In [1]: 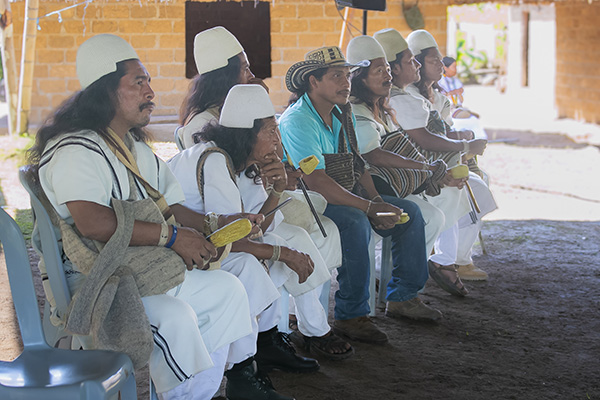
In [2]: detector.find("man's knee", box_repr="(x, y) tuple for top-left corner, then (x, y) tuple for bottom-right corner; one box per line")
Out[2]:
(382, 196), (424, 223)
(143, 295), (199, 329)
(324, 205), (371, 235)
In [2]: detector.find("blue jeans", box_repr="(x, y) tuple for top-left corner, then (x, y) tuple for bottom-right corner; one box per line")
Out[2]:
(323, 195), (429, 320)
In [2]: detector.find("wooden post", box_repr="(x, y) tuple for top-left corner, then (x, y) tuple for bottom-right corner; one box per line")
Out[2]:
(0, 0), (19, 136)
(17, 0), (39, 134)
(521, 10), (530, 87)
(338, 7), (355, 51)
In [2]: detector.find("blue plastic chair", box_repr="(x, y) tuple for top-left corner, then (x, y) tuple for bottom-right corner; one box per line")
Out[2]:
(19, 167), (73, 349)
(0, 206), (137, 399)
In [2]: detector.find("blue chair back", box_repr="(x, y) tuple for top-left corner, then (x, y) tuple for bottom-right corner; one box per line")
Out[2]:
(19, 166), (72, 320)
(0, 207), (49, 350)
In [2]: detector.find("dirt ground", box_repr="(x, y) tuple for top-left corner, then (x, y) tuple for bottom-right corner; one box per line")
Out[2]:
(0, 86), (599, 399)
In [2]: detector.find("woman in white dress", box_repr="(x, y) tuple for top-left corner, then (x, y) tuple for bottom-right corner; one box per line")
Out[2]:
(405, 29), (498, 282)
(169, 85), (354, 361)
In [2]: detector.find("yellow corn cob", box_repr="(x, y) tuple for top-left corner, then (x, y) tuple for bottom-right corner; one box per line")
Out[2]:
(208, 218), (252, 248)
(450, 164), (469, 179)
(299, 155), (319, 175)
(398, 212), (410, 224)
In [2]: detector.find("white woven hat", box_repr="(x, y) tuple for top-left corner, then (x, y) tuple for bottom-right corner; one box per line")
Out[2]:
(373, 29), (409, 63)
(194, 26), (244, 75)
(219, 85), (275, 129)
(407, 29), (438, 56)
(346, 36), (386, 68)
(76, 34), (138, 89)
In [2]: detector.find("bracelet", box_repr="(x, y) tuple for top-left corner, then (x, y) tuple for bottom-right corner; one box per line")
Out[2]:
(365, 200), (373, 215)
(165, 225), (178, 248)
(461, 139), (470, 153)
(270, 188), (284, 198)
(270, 245), (281, 262)
(158, 222), (169, 247)
(371, 195), (383, 202)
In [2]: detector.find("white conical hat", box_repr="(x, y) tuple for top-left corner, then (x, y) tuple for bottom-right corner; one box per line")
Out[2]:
(219, 85), (275, 129)
(194, 26), (244, 75)
(76, 34), (138, 89)
(373, 28), (409, 63)
(346, 36), (386, 67)
(407, 29), (438, 56)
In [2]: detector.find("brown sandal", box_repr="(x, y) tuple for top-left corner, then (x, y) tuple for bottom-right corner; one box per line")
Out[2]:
(290, 331), (354, 361)
(288, 314), (298, 331)
(428, 260), (469, 297)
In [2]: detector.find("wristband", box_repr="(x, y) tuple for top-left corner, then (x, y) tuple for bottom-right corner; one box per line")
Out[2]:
(158, 222), (169, 247)
(165, 225), (178, 248)
(270, 245), (281, 262)
(365, 200), (373, 215)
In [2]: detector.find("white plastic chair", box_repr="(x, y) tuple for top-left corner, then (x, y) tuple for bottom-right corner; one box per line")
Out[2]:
(277, 232), (392, 330)
(174, 126), (185, 151)
(0, 206), (137, 399)
(369, 234), (393, 312)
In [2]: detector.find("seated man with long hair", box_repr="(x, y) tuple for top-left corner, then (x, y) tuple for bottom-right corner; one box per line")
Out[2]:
(28, 34), (259, 400)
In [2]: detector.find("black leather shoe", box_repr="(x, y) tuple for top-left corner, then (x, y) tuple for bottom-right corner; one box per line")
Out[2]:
(225, 359), (295, 400)
(255, 327), (320, 373)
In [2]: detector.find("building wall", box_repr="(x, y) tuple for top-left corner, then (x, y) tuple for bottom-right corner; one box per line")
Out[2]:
(9, 0), (448, 127)
(506, 4), (555, 104)
(555, 1), (600, 123)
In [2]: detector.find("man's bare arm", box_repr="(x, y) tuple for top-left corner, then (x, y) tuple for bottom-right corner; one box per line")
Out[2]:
(67, 200), (216, 269)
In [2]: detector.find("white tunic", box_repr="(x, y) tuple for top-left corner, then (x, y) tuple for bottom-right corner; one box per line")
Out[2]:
(179, 107), (219, 149)
(167, 141), (282, 314)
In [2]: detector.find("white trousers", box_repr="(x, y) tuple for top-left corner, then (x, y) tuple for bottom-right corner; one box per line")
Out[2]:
(220, 252), (281, 366)
(160, 345), (228, 400)
(263, 228), (331, 337)
(145, 269), (252, 394)
(405, 193), (445, 256)
(431, 172), (497, 266)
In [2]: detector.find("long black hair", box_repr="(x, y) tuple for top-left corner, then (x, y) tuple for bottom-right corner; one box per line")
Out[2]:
(287, 68), (328, 106)
(28, 60), (148, 164)
(414, 47), (442, 104)
(195, 117), (269, 175)
(350, 65), (398, 127)
(179, 54), (241, 125)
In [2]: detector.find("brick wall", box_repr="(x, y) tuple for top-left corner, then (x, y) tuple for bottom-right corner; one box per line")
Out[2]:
(9, 0), (448, 127)
(555, 2), (600, 124)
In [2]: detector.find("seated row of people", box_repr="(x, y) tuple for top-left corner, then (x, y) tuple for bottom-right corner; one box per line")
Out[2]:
(27, 25), (496, 400)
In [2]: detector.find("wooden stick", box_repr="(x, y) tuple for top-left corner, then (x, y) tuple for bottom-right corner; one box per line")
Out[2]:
(465, 182), (481, 214)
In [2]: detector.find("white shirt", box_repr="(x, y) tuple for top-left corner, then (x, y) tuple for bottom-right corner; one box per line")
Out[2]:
(39, 130), (184, 222)
(405, 84), (453, 126)
(167, 141), (284, 228)
(179, 108), (219, 150)
(351, 101), (398, 155)
(388, 85), (430, 130)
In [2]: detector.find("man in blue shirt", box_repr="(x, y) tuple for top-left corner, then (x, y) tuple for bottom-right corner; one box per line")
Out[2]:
(279, 46), (443, 344)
